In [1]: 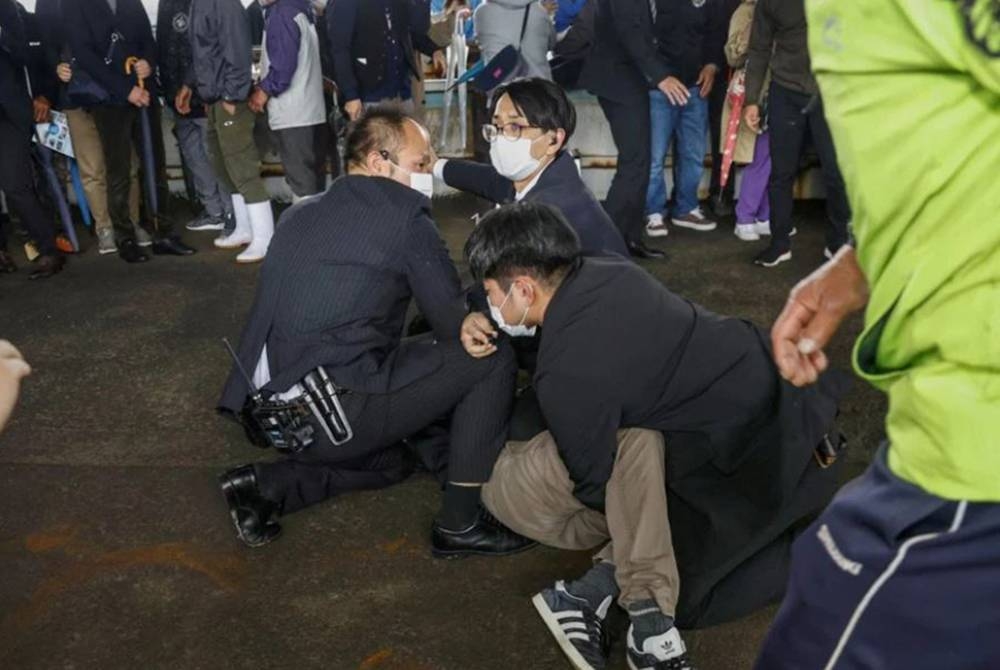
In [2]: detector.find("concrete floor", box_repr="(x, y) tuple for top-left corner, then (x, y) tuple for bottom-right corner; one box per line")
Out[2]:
(0, 196), (887, 670)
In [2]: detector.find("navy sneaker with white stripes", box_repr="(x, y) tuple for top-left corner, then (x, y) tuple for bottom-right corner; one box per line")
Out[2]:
(626, 625), (696, 670)
(532, 581), (612, 670)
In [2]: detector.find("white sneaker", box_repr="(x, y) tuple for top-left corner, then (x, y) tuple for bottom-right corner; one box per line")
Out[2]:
(626, 626), (694, 670)
(734, 224), (760, 242)
(236, 201), (275, 264)
(754, 219), (771, 236)
(671, 208), (717, 232)
(215, 194), (252, 249)
(645, 213), (669, 238)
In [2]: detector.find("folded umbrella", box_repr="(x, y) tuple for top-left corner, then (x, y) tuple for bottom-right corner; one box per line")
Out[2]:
(125, 57), (160, 234)
(719, 68), (747, 193)
(68, 158), (93, 229)
(34, 143), (80, 252)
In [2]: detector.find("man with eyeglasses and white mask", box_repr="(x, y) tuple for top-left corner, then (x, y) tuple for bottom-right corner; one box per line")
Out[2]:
(433, 77), (628, 259)
(216, 106), (535, 559)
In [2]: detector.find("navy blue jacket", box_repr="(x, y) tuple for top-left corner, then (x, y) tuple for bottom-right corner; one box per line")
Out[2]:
(218, 176), (467, 413)
(441, 151), (629, 258)
(63, 0), (156, 104)
(0, 0), (31, 128)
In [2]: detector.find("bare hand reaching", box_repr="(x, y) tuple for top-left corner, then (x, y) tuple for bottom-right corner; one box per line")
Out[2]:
(657, 76), (690, 106)
(461, 312), (498, 359)
(0, 340), (31, 433)
(771, 247), (869, 387)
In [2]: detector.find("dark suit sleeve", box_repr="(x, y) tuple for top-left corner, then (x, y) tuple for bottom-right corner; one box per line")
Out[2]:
(744, 0), (773, 105)
(408, 0), (438, 57)
(441, 160), (516, 204)
(0, 0), (28, 67)
(136, 4), (156, 70)
(610, 0), (670, 88)
(536, 365), (621, 512)
(328, 0), (361, 102)
(405, 208), (467, 342)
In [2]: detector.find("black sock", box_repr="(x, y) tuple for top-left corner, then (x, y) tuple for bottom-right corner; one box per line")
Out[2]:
(437, 484), (482, 531)
(565, 561), (619, 611)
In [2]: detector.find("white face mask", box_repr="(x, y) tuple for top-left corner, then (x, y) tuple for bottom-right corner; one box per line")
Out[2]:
(490, 135), (543, 182)
(489, 284), (537, 338)
(387, 160), (434, 200)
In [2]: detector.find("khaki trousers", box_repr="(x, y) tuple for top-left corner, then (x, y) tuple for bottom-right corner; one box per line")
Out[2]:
(482, 429), (680, 616)
(206, 102), (269, 204)
(64, 107), (140, 233)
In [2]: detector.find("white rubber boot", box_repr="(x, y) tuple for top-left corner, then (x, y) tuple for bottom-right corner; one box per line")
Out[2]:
(236, 201), (275, 264)
(215, 194), (252, 249)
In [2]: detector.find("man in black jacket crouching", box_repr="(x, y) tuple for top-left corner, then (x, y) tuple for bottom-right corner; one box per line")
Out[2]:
(217, 108), (534, 558)
(463, 202), (849, 670)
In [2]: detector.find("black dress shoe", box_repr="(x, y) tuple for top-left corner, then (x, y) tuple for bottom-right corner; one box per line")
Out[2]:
(28, 254), (65, 280)
(118, 238), (150, 263)
(431, 507), (537, 559)
(152, 236), (197, 256)
(219, 465), (282, 548)
(626, 241), (666, 260)
(0, 250), (17, 274)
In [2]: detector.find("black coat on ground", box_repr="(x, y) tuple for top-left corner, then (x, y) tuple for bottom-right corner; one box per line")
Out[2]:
(441, 151), (629, 258)
(218, 176), (467, 413)
(534, 256), (851, 627)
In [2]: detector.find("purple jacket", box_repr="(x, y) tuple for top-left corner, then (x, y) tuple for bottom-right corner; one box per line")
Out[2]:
(259, 0), (313, 98)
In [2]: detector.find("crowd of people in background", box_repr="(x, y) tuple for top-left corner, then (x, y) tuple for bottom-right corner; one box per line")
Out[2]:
(0, 0), (847, 281)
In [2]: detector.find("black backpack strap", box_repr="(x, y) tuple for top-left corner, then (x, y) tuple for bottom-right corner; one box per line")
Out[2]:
(518, 5), (531, 50)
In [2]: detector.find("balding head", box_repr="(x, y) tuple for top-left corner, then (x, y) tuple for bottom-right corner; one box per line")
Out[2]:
(345, 106), (433, 188)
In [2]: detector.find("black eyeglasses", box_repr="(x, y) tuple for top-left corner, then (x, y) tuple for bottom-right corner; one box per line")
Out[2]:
(482, 122), (540, 143)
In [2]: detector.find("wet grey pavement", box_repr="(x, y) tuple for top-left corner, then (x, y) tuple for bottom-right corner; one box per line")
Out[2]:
(0, 195), (886, 669)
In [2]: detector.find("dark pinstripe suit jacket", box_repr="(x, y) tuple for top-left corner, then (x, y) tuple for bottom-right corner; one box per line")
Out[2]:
(218, 176), (467, 414)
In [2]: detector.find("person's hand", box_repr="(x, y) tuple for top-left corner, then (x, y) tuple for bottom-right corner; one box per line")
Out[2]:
(128, 86), (151, 107)
(744, 104), (761, 133)
(134, 58), (152, 80)
(174, 85), (193, 116)
(461, 312), (498, 359)
(542, 0), (558, 15)
(432, 50), (447, 77)
(248, 86), (269, 114)
(32, 96), (52, 123)
(222, 101), (237, 116)
(771, 246), (869, 387)
(0, 340), (31, 433)
(697, 64), (717, 98)
(56, 62), (72, 83)
(345, 98), (363, 121)
(657, 76), (690, 106)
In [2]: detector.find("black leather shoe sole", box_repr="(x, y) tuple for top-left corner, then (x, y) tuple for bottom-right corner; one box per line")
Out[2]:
(152, 239), (197, 256)
(431, 541), (538, 560)
(219, 474), (281, 548)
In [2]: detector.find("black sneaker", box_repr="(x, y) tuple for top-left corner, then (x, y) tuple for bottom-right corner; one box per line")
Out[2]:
(626, 626), (696, 670)
(431, 507), (537, 558)
(753, 244), (792, 268)
(533, 581), (612, 670)
(118, 238), (150, 263)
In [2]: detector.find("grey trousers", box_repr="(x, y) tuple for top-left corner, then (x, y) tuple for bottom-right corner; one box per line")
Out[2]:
(174, 116), (232, 218)
(272, 125), (326, 199)
(483, 429), (680, 615)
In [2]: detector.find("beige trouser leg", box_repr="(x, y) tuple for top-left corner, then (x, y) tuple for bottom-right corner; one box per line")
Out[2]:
(483, 429), (679, 615)
(65, 108), (111, 232)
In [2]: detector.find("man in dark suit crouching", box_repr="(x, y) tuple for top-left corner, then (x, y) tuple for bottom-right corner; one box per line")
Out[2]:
(217, 107), (534, 558)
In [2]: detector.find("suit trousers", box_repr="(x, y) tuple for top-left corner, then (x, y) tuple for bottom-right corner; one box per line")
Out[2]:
(272, 125), (326, 199)
(0, 110), (58, 256)
(483, 429), (680, 616)
(91, 104), (175, 242)
(597, 94), (652, 244)
(255, 339), (517, 515)
(65, 107), (140, 234)
(767, 83), (851, 251)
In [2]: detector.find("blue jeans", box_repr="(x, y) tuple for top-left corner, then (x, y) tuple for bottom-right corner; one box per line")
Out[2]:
(645, 87), (708, 217)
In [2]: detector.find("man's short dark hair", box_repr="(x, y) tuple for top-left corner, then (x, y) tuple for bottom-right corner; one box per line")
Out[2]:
(491, 78), (577, 145)
(464, 202), (581, 288)
(344, 105), (412, 170)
